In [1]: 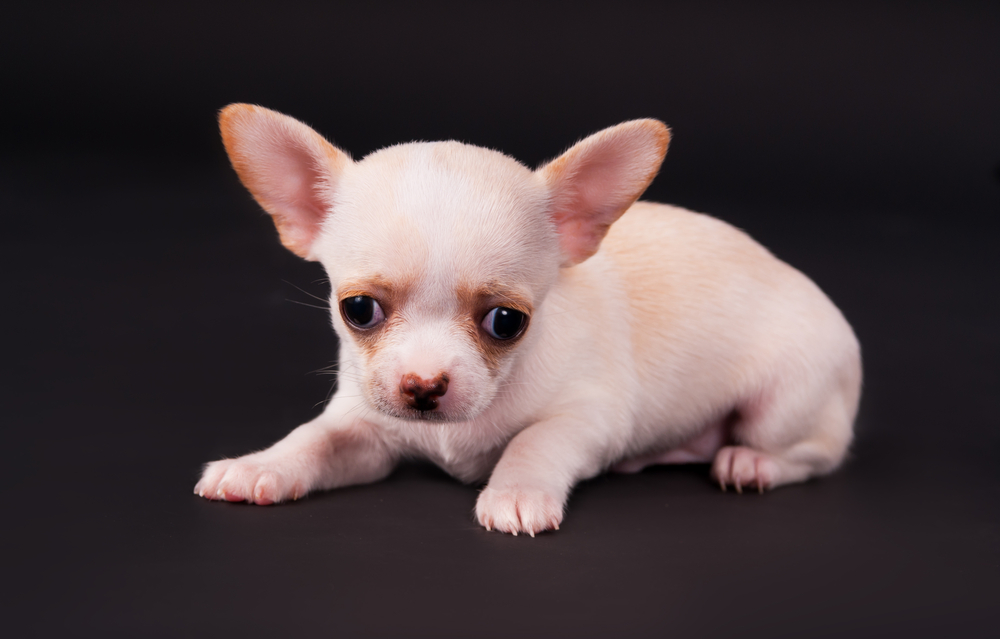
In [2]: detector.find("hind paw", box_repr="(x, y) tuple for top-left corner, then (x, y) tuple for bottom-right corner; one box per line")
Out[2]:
(711, 446), (780, 494)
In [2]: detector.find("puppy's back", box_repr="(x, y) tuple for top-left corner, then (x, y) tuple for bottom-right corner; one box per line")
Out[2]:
(600, 201), (860, 436)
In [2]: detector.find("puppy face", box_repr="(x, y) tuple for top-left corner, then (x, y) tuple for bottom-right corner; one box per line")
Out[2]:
(312, 142), (560, 422)
(218, 104), (669, 424)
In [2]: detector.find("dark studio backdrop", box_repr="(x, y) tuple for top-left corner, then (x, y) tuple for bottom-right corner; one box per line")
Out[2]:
(2, 1), (998, 637)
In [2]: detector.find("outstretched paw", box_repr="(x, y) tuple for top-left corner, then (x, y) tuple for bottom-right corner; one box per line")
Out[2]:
(475, 486), (564, 537)
(712, 446), (780, 494)
(194, 455), (306, 505)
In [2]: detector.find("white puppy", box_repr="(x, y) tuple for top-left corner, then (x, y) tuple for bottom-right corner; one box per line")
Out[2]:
(195, 104), (862, 536)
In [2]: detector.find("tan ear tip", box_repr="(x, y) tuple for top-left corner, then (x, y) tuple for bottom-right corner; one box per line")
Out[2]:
(218, 103), (269, 129)
(656, 123), (671, 153)
(219, 103), (244, 130)
(645, 118), (671, 137)
(619, 118), (670, 142)
(626, 119), (671, 156)
(219, 102), (247, 116)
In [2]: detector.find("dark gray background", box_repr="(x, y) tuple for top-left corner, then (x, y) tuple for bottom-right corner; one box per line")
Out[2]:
(2, 1), (998, 637)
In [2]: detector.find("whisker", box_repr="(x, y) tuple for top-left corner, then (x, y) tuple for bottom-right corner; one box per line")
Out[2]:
(282, 279), (329, 304)
(286, 298), (330, 311)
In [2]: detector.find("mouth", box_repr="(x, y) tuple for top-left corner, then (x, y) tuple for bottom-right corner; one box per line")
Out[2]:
(398, 406), (452, 422)
(369, 395), (457, 423)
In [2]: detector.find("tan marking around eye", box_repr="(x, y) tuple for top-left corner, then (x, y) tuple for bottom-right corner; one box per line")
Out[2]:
(456, 281), (533, 317)
(335, 273), (418, 360)
(456, 281), (533, 374)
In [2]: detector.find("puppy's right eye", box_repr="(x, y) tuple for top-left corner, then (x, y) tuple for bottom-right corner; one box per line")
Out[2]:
(341, 296), (384, 329)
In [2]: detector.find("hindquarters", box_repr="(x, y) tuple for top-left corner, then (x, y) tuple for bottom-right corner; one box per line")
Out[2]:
(601, 201), (862, 490)
(713, 316), (862, 492)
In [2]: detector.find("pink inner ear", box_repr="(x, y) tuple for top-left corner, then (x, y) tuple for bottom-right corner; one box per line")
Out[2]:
(220, 104), (349, 259)
(542, 120), (669, 266)
(264, 145), (332, 251)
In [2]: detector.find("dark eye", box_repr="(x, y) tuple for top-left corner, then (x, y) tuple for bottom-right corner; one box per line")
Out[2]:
(341, 296), (384, 329)
(482, 307), (527, 340)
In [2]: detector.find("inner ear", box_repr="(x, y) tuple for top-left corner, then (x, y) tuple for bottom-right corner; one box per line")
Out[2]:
(219, 104), (352, 260)
(537, 119), (670, 266)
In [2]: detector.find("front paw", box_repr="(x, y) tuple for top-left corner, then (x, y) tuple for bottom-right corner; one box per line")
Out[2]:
(475, 485), (564, 537)
(194, 455), (306, 505)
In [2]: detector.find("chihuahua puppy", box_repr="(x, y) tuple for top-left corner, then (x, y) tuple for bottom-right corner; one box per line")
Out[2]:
(195, 104), (861, 536)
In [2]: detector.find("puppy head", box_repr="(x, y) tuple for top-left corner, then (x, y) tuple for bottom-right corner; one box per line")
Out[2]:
(220, 104), (669, 422)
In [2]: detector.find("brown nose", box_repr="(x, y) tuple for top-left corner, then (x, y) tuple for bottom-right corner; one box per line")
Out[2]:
(399, 373), (449, 411)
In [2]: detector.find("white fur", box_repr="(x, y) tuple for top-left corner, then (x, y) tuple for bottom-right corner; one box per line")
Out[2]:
(196, 105), (862, 536)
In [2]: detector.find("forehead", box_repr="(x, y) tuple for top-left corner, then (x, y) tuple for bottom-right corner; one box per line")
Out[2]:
(317, 141), (558, 294)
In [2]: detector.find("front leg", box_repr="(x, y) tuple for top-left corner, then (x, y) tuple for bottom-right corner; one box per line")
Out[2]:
(476, 408), (622, 536)
(195, 400), (395, 505)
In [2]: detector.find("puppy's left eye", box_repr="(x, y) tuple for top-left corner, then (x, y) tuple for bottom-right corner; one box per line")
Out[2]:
(482, 307), (527, 340)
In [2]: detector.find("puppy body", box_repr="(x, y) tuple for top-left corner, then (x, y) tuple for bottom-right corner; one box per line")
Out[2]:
(196, 105), (861, 535)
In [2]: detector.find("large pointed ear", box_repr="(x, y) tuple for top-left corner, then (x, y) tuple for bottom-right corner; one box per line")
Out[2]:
(537, 119), (670, 266)
(219, 104), (352, 260)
